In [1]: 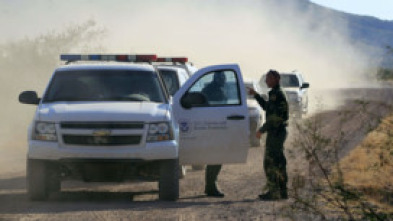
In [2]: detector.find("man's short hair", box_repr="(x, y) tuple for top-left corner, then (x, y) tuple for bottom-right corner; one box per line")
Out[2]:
(267, 69), (280, 80)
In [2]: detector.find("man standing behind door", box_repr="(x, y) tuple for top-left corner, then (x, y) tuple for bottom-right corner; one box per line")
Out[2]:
(201, 71), (227, 197)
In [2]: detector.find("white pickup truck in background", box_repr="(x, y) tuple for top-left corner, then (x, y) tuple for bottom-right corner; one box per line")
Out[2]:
(259, 71), (310, 118)
(19, 54), (250, 201)
(243, 80), (263, 147)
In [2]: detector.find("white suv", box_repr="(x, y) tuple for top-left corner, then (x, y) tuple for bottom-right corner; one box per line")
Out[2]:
(19, 54), (250, 201)
(243, 80), (263, 147)
(259, 71), (310, 118)
(154, 57), (196, 96)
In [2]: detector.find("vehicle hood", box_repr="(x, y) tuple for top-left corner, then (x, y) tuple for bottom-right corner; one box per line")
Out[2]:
(37, 102), (170, 122)
(283, 87), (300, 94)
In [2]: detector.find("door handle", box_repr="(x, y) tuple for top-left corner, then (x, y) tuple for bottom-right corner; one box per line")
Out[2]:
(227, 115), (245, 120)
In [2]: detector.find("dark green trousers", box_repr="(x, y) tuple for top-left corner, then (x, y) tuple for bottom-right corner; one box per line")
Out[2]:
(205, 165), (222, 190)
(264, 128), (288, 194)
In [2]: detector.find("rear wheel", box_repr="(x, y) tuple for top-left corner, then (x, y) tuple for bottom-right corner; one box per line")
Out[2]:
(179, 165), (187, 179)
(159, 159), (179, 201)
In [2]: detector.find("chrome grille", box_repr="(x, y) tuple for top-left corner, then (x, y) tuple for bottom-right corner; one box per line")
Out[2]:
(63, 135), (141, 146)
(60, 121), (145, 146)
(61, 122), (144, 129)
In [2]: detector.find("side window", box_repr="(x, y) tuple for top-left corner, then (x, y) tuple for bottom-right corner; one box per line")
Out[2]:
(188, 70), (240, 106)
(178, 70), (188, 86)
(160, 70), (180, 96)
(298, 74), (304, 85)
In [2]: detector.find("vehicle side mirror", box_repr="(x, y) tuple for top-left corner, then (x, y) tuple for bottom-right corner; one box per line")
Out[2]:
(19, 91), (40, 105)
(301, 83), (310, 89)
(180, 92), (208, 109)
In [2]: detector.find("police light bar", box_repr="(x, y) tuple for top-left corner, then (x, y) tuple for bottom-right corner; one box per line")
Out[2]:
(60, 54), (158, 62)
(156, 57), (188, 63)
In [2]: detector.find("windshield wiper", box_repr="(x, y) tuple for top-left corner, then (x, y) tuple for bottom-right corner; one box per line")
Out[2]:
(106, 96), (150, 102)
(44, 97), (88, 102)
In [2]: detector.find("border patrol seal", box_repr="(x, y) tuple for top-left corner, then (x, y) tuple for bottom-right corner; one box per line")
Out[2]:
(179, 120), (191, 134)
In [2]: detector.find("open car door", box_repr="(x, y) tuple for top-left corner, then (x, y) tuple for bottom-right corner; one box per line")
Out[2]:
(173, 64), (249, 165)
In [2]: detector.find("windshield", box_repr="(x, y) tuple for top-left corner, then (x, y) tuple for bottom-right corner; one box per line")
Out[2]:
(43, 69), (166, 103)
(158, 69), (180, 96)
(280, 74), (300, 87)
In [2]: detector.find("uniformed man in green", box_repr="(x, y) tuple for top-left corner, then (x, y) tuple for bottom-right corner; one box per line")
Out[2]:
(248, 70), (289, 200)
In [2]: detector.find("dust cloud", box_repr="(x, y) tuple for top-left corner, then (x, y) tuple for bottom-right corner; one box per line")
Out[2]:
(0, 0), (378, 174)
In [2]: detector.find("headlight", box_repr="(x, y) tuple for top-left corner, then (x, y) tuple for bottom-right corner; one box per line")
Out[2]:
(147, 122), (173, 142)
(157, 122), (169, 134)
(33, 121), (57, 141)
(148, 124), (158, 134)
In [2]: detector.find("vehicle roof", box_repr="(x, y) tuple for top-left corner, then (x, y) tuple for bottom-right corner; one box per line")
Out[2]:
(155, 65), (185, 72)
(155, 63), (198, 76)
(260, 71), (304, 81)
(55, 63), (156, 72)
(243, 79), (258, 87)
(243, 78), (257, 84)
(281, 72), (300, 76)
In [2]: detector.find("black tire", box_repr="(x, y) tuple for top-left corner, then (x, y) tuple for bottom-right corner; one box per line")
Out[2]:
(159, 159), (179, 201)
(27, 159), (48, 201)
(46, 162), (61, 193)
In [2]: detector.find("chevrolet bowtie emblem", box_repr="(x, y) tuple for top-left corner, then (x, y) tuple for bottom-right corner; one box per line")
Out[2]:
(92, 130), (111, 136)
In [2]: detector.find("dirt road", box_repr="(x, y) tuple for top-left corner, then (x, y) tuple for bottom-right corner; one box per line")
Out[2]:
(0, 87), (392, 220)
(0, 147), (290, 221)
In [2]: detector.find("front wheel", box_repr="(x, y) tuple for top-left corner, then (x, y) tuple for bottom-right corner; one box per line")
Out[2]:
(159, 159), (179, 201)
(27, 159), (48, 201)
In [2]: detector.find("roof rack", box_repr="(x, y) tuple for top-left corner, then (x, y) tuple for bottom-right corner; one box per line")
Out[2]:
(153, 57), (197, 76)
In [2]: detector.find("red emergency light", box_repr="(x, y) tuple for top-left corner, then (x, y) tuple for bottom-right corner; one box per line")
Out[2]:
(156, 57), (188, 63)
(135, 55), (158, 62)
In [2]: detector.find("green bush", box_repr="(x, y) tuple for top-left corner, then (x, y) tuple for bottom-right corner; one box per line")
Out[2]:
(377, 68), (393, 81)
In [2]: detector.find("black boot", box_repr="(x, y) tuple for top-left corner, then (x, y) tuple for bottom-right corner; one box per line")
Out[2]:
(258, 191), (281, 201)
(280, 189), (288, 199)
(205, 183), (225, 197)
(205, 165), (224, 197)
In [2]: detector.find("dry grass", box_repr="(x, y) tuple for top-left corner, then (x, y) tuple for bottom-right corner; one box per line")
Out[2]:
(338, 113), (393, 210)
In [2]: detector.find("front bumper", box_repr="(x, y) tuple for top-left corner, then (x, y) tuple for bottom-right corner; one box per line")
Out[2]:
(28, 140), (178, 161)
(288, 101), (303, 113)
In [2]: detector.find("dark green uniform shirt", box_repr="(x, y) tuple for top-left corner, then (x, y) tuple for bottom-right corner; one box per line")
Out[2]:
(254, 85), (289, 133)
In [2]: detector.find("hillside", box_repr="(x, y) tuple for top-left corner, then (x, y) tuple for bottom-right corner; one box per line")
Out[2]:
(273, 0), (393, 67)
(304, 1), (393, 49)
(311, 1), (393, 67)
(317, 3), (393, 68)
